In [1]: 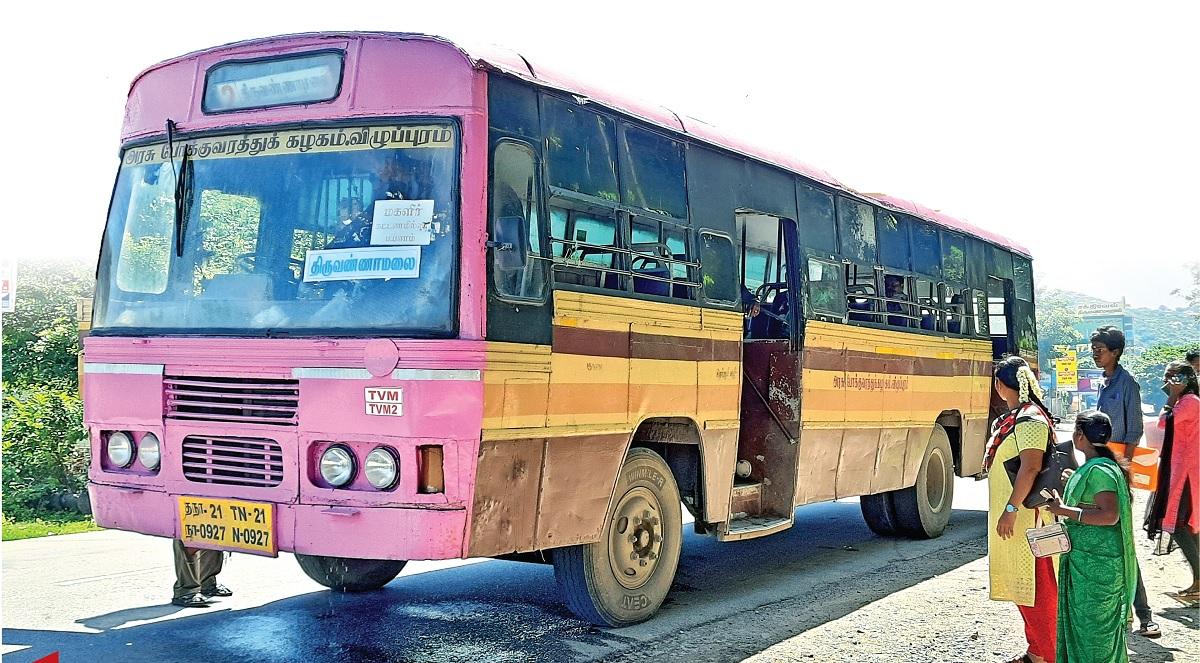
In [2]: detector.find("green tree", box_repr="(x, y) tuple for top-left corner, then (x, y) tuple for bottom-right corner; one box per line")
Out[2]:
(2, 259), (94, 518)
(1125, 343), (1197, 411)
(1, 260), (93, 388)
(1035, 286), (1085, 373)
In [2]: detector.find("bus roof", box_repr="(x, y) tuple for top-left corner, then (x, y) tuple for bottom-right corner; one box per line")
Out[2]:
(133, 31), (1031, 258)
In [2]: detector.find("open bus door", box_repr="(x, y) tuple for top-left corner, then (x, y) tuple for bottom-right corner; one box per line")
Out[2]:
(728, 212), (801, 540)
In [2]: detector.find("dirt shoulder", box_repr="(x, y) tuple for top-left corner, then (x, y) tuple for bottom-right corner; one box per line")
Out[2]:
(745, 492), (1197, 663)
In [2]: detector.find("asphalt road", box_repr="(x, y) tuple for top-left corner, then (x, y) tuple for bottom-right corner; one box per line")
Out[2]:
(3, 478), (993, 663)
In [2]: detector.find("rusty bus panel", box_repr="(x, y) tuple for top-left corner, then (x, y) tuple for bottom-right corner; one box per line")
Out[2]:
(534, 433), (628, 549)
(468, 438), (545, 557)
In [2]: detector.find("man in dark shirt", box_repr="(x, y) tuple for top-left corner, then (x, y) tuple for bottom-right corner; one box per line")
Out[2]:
(1093, 325), (1159, 638)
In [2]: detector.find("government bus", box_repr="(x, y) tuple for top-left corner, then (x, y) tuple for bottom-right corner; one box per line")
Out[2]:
(85, 32), (1037, 626)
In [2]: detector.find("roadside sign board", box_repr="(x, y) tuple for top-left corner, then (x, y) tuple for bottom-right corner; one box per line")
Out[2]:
(0, 259), (14, 314)
(1056, 357), (1079, 391)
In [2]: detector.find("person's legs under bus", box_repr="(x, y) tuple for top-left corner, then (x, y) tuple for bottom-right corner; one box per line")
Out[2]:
(173, 539), (209, 605)
(195, 548), (228, 596)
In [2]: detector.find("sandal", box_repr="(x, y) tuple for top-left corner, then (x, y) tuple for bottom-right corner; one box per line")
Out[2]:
(201, 583), (233, 597)
(1132, 621), (1162, 638)
(1168, 589), (1200, 601)
(1007, 654), (1034, 663)
(170, 593), (212, 608)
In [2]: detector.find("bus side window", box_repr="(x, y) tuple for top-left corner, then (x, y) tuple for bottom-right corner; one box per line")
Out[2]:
(700, 232), (738, 305)
(550, 208), (624, 291)
(490, 141), (546, 301)
(837, 197), (877, 265)
(914, 278), (939, 331)
(845, 263), (878, 323)
(972, 288), (989, 336)
(807, 258), (844, 318)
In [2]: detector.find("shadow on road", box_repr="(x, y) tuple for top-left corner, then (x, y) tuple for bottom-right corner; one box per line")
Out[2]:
(3, 503), (988, 663)
(74, 603), (191, 631)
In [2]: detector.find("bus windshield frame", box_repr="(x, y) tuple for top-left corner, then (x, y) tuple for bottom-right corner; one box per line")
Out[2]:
(92, 119), (462, 338)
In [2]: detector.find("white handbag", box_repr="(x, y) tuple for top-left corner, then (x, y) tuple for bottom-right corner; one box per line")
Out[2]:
(1026, 521), (1071, 557)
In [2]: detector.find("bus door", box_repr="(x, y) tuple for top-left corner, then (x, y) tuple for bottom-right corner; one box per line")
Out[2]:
(728, 212), (801, 539)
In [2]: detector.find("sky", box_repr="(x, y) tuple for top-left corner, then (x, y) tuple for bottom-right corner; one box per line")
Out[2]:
(1, 1), (1196, 308)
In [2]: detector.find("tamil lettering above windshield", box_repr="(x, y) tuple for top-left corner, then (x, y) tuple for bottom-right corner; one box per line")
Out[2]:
(94, 123), (459, 335)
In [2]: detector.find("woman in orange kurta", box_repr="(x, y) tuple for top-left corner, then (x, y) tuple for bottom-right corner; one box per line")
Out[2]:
(986, 356), (1057, 663)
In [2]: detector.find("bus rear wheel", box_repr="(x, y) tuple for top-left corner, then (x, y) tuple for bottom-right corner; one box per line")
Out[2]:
(552, 447), (683, 627)
(860, 492), (900, 536)
(892, 425), (954, 539)
(295, 554), (407, 592)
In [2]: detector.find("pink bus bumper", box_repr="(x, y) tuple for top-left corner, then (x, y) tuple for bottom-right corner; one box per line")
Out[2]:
(89, 482), (467, 560)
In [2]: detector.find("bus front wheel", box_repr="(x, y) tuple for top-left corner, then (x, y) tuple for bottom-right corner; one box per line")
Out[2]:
(552, 447), (683, 627)
(892, 424), (955, 539)
(295, 553), (407, 592)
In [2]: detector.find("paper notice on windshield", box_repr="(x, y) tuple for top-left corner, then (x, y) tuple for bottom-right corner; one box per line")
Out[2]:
(303, 246), (421, 282)
(371, 200), (434, 246)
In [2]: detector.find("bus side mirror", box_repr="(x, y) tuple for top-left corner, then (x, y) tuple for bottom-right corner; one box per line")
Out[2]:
(492, 216), (528, 271)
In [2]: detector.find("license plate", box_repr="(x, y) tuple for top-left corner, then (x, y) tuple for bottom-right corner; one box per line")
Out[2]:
(177, 496), (276, 556)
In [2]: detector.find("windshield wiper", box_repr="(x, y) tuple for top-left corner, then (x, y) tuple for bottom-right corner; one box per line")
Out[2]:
(166, 119), (194, 257)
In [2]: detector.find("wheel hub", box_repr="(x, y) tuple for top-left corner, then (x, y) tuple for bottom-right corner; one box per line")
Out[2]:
(608, 487), (665, 589)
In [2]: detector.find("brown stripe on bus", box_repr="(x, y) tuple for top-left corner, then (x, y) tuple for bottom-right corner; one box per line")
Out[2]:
(552, 325), (628, 358)
(553, 325), (741, 362)
(804, 345), (993, 377)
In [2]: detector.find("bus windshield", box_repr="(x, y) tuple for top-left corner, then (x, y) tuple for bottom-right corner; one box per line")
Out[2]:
(93, 123), (459, 336)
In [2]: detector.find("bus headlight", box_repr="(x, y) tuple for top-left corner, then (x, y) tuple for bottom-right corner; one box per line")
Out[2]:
(107, 432), (134, 468)
(364, 447), (399, 490)
(319, 445), (356, 487)
(138, 433), (161, 470)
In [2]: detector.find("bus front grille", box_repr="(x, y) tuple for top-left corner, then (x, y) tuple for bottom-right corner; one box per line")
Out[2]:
(181, 436), (284, 487)
(165, 375), (299, 426)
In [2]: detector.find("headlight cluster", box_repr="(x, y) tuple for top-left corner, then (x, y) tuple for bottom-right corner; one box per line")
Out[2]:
(319, 445), (399, 490)
(105, 431), (160, 471)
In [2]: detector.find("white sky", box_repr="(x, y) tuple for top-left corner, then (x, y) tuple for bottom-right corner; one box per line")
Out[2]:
(2, 1), (1196, 308)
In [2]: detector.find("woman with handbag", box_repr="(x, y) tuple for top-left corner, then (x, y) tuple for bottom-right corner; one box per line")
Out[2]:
(1046, 411), (1136, 662)
(985, 356), (1058, 663)
(1146, 361), (1200, 600)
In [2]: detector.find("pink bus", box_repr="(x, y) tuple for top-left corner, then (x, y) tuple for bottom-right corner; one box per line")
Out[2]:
(87, 32), (1035, 626)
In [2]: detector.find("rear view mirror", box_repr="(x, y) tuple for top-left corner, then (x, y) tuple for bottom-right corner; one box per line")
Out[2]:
(493, 215), (528, 271)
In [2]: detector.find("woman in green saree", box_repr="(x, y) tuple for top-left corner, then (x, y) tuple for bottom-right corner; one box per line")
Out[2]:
(1047, 411), (1137, 663)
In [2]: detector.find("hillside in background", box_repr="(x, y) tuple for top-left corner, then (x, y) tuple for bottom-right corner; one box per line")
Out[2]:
(1050, 288), (1199, 348)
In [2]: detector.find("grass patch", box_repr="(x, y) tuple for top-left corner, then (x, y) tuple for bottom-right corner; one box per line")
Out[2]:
(2, 513), (101, 541)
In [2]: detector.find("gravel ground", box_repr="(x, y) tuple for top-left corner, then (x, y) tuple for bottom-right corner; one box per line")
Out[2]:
(746, 492), (1199, 663)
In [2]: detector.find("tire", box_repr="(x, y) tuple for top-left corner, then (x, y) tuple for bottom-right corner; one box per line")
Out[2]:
(552, 447), (683, 627)
(860, 492), (900, 536)
(295, 554), (407, 592)
(893, 424), (955, 539)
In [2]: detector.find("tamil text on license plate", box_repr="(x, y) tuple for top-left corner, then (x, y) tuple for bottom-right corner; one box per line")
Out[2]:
(178, 496), (276, 556)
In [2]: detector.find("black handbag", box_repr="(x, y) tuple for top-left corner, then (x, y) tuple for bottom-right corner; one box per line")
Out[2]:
(1002, 409), (1070, 508)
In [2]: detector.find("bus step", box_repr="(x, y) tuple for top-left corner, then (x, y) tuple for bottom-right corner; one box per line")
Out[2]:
(730, 481), (763, 516)
(718, 514), (793, 542)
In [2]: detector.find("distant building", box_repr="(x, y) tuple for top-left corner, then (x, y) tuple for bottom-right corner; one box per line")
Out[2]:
(1074, 298), (1135, 347)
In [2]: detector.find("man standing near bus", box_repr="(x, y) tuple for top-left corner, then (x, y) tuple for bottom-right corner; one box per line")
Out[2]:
(172, 541), (230, 607)
(1093, 325), (1159, 638)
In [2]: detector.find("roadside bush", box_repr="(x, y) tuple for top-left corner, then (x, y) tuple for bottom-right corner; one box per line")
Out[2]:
(1, 383), (90, 521)
(2, 259), (93, 520)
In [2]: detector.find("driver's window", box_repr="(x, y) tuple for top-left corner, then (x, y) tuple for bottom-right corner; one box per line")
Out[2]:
(491, 141), (545, 300)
